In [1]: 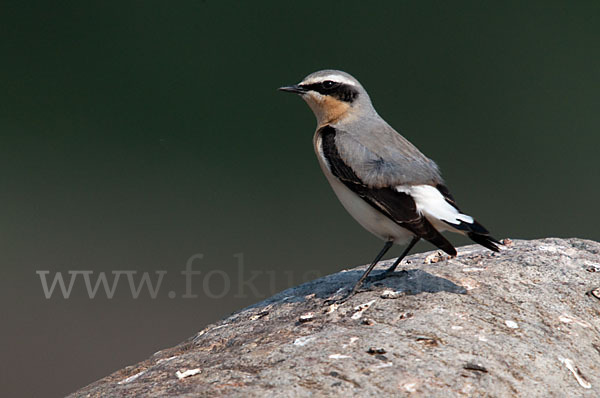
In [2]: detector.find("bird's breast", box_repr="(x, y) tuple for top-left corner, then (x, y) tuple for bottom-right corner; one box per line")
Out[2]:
(313, 128), (413, 244)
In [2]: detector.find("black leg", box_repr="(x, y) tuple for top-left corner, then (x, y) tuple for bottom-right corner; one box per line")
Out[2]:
(383, 236), (420, 275)
(350, 240), (394, 295)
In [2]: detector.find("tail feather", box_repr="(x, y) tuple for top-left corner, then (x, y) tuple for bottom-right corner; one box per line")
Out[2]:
(441, 217), (501, 252)
(426, 232), (458, 256)
(416, 217), (458, 256)
(468, 231), (501, 252)
(442, 218), (501, 252)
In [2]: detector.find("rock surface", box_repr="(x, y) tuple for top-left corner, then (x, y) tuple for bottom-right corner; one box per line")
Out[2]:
(69, 238), (600, 397)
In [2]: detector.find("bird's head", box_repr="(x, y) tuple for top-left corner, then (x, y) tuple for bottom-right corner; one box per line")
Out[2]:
(279, 70), (374, 126)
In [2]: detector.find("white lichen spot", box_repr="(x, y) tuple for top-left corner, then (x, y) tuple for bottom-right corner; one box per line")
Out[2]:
(454, 312), (468, 319)
(538, 245), (558, 253)
(293, 336), (316, 346)
(505, 320), (519, 329)
(424, 251), (445, 264)
(206, 324), (229, 333)
(351, 300), (376, 320)
(559, 314), (591, 328)
(156, 355), (178, 364)
(342, 336), (359, 348)
(118, 369), (147, 384)
(403, 382), (418, 393)
(175, 368), (201, 380)
(372, 362), (393, 369)
(559, 357), (592, 389)
(380, 289), (402, 299)
(462, 267), (486, 272)
(329, 353), (352, 359)
(325, 303), (339, 314)
(299, 312), (315, 322)
(451, 325), (463, 330)
(459, 278), (479, 291)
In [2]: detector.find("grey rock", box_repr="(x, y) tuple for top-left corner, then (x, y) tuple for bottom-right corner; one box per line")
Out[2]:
(68, 238), (600, 397)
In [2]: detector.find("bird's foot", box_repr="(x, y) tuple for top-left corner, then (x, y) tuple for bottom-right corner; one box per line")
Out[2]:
(324, 286), (369, 306)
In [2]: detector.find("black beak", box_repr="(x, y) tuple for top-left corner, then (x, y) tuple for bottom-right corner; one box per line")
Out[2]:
(278, 84), (307, 94)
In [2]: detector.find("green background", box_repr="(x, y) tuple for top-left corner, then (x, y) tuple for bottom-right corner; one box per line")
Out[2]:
(1, 1), (599, 396)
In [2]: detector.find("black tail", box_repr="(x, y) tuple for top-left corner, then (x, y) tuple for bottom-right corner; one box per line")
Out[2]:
(427, 230), (458, 256)
(435, 185), (502, 253)
(417, 218), (458, 256)
(444, 218), (501, 252)
(468, 231), (501, 252)
(464, 219), (501, 252)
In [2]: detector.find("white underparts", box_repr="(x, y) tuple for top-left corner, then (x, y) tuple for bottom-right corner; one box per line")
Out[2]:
(396, 185), (474, 226)
(315, 136), (413, 243)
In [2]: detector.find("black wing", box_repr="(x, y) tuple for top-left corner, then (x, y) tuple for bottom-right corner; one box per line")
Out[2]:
(320, 126), (457, 256)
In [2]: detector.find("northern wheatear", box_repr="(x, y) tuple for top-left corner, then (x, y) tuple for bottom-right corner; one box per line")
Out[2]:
(279, 70), (501, 295)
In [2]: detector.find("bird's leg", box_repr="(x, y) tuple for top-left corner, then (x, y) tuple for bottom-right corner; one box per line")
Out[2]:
(348, 240), (394, 296)
(383, 236), (420, 275)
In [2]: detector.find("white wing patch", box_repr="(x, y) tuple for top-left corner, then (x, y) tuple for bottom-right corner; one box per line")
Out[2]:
(396, 185), (474, 225)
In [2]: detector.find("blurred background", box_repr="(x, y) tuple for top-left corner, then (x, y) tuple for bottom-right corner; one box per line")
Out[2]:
(1, 1), (599, 396)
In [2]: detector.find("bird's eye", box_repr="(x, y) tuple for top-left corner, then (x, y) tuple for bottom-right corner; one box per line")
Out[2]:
(322, 80), (337, 89)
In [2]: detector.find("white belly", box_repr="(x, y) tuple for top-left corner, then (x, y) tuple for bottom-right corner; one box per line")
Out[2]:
(313, 129), (414, 244)
(321, 165), (414, 244)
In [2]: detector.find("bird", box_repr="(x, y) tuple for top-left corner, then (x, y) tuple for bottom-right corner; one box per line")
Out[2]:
(279, 69), (501, 296)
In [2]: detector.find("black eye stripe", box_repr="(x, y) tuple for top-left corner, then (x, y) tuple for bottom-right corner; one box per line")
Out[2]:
(299, 81), (359, 103)
(300, 82), (339, 92)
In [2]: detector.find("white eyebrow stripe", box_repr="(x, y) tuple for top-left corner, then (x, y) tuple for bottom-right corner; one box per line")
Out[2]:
(301, 74), (357, 86)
